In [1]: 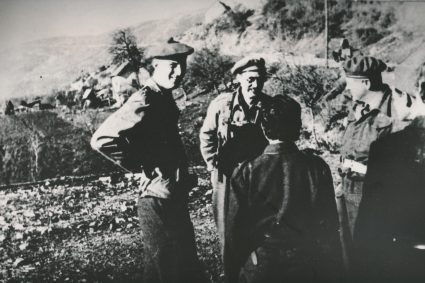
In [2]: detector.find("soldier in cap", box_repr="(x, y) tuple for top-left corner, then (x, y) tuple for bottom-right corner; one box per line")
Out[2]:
(199, 55), (272, 259)
(337, 55), (420, 238)
(91, 38), (205, 283)
(225, 95), (342, 283)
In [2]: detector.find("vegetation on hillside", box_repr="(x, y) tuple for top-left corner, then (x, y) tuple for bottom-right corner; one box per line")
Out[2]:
(184, 46), (235, 95)
(0, 111), (116, 184)
(109, 29), (145, 74)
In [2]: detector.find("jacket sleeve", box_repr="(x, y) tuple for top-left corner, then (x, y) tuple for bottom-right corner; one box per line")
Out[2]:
(314, 158), (343, 281)
(199, 100), (219, 171)
(224, 163), (249, 283)
(90, 90), (150, 172)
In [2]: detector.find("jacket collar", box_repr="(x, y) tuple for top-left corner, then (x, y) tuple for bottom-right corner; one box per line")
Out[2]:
(263, 142), (299, 155)
(145, 78), (172, 96)
(409, 115), (425, 129)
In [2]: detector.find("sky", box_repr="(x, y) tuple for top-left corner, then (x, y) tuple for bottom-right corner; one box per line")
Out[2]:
(0, 0), (215, 48)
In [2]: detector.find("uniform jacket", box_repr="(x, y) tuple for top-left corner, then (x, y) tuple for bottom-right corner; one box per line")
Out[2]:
(225, 142), (341, 282)
(339, 83), (418, 176)
(199, 89), (270, 173)
(91, 78), (188, 198)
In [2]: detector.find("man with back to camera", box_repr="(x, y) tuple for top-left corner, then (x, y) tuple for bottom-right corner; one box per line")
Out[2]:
(354, 92), (425, 282)
(91, 38), (205, 283)
(199, 55), (272, 260)
(225, 95), (342, 283)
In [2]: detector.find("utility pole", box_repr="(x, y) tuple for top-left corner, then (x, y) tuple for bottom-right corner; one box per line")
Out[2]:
(325, 0), (329, 68)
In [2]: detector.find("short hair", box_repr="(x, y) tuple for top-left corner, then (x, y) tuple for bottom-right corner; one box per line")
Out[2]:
(261, 95), (302, 141)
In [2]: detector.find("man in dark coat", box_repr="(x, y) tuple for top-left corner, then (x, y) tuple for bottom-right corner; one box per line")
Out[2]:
(91, 39), (204, 283)
(225, 95), (342, 283)
(354, 110), (425, 283)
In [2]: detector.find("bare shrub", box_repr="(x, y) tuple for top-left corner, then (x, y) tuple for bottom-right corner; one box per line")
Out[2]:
(265, 63), (345, 152)
(184, 46), (235, 95)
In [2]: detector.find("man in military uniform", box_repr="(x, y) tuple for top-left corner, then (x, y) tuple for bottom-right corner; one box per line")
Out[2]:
(199, 56), (272, 258)
(225, 95), (341, 283)
(338, 55), (419, 237)
(91, 39), (204, 283)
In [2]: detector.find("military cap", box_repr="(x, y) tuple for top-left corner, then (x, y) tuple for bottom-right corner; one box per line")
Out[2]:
(343, 55), (387, 78)
(147, 38), (194, 60)
(231, 55), (266, 75)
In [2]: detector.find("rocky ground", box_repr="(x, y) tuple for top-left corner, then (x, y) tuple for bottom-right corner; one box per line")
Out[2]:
(0, 167), (222, 283)
(0, 151), (340, 283)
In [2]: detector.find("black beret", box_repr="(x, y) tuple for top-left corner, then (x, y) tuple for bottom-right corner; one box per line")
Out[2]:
(343, 55), (387, 78)
(231, 55), (266, 75)
(147, 38), (194, 60)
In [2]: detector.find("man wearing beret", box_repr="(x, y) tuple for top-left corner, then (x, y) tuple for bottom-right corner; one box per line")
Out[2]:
(199, 55), (272, 260)
(91, 39), (205, 283)
(337, 55), (419, 238)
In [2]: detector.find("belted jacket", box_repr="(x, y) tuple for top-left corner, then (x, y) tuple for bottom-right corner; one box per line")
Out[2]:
(199, 89), (271, 174)
(91, 78), (188, 198)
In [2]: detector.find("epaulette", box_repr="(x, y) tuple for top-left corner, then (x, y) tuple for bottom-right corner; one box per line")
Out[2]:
(212, 92), (233, 104)
(127, 85), (153, 104)
(390, 85), (413, 107)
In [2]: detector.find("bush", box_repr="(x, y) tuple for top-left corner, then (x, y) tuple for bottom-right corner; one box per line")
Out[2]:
(265, 63), (345, 152)
(266, 63), (339, 108)
(211, 4), (255, 34)
(184, 46), (235, 95)
(343, 2), (396, 45)
(0, 111), (116, 184)
(260, 0), (350, 40)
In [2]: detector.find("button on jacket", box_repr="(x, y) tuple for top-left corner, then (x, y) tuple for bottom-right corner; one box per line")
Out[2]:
(91, 78), (188, 198)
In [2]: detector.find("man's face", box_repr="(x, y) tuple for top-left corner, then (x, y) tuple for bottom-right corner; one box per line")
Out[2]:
(152, 58), (186, 90)
(236, 71), (265, 100)
(345, 77), (370, 102)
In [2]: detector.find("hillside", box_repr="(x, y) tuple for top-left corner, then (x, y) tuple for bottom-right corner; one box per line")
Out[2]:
(2, 1), (425, 102)
(0, 10), (205, 101)
(2, 1), (425, 281)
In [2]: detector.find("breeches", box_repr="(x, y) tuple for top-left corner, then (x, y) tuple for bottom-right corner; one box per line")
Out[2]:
(342, 178), (363, 236)
(211, 169), (230, 258)
(137, 196), (204, 283)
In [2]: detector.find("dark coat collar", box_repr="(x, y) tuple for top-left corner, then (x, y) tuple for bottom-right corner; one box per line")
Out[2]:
(263, 142), (299, 155)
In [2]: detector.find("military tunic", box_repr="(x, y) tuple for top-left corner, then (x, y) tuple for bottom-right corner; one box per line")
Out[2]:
(199, 89), (270, 257)
(339, 84), (417, 235)
(91, 78), (203, 283)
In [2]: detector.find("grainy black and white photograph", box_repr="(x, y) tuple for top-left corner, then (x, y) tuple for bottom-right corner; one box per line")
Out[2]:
(1, 0), (425, 282)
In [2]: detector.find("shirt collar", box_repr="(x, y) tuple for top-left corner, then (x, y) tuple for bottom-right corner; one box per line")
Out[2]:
(263, 142), (299, 155)
(232, 88), (265, 111)
(145, 77), (172, 96)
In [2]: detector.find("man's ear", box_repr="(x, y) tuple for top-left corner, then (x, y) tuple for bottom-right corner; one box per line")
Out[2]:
(152, 59), (159, 69)
(363, 79), (371, 90)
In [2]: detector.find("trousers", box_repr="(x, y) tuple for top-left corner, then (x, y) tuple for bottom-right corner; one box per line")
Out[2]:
(137, 195), (205, 283)
(211, 169), (230, 259)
